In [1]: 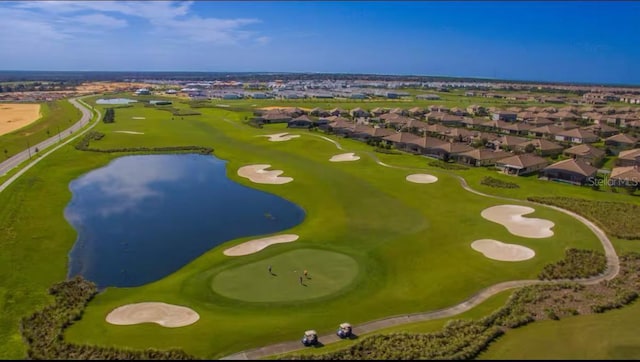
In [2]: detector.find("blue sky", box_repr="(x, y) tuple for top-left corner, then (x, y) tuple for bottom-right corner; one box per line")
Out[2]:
(0, 1), (638, 85)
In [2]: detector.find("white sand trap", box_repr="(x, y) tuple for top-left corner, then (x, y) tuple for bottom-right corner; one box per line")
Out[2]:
(261, 132), (300, 142)
(237, 164), (293, 184)
(106, 302), (199, 328)
(132, 117), (146, 120)
(471, 239), (535, 262)
(113, 131), (144, 135)
(481, 205), (555, 238)
(224, 234), (299, 256)
(216, 104), (230, 107)
(329, 153), (360, 162)
(406, 174), (439, 183)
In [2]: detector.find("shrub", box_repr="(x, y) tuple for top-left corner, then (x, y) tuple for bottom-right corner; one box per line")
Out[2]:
(428, 160), (469, 170)
(480, 176), (520, 189)
(538, 248), (607, 280)
(528, 197), (640, 239)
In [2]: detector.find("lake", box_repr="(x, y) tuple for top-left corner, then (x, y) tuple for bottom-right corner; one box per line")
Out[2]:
(96, 98), (138, 105)
(65, 154), (305, 288)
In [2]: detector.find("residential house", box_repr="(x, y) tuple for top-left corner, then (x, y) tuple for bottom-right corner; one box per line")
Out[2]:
(439, 115), (466, 127)
(466, 104), (486, 116)
(583, 123), (619, 138)
(425, 142), (474, 161)
(480, 119), (511, 133)
(524, 117), (555, 127)
(528, 125), (564, 139)
(554, 128), (599, 144)
(461, 117), (486, 129)
(541, 159), (598, 185)
(492, 111), (518, 122)
(328, 117), (355, 135)
(329, 108), (348, 116)
(555, 121), (580, 130)
(408, 107), (426, 117)
(260, 111), (292, 124)
(490, 135), (529, 151)
(370, 107), (388, 116)
(441, 127), (473, 143)
(501, 122), (534, 136)
(287, 115), (313, 128)
(449, 107), (467, 116)
(454, 148), (512, 167)
(604, 133), (638, 154)
(349, 107), (370, 118)
(309, 108), (329, 117)
(515, 139), (564, 157)
(616, 149), (640, 167)
(382, 132), (423, 153)
(563, 144), (606, 166)
(495, 154), (549, 176)
(609, 166), (640, 188)
(350, 124), (394, 141)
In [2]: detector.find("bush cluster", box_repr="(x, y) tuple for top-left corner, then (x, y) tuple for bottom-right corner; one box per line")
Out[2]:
(538, 248), (607, 280)
(75, 131), (105, 150)
(480, 176), (520, 189)
(286, 320), (503, 360)
(528, 197), (640, 239)
(427, 160), (469, 170)
(75, 131), (212, 155)
(21, 276), (197, 360)
(102, 108), (115, 123)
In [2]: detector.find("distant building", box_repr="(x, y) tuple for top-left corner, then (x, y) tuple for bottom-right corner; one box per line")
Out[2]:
(135, 88), (151, 95)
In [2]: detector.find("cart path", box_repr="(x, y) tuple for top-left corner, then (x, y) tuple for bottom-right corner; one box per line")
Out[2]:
(220, 137), (619, 360)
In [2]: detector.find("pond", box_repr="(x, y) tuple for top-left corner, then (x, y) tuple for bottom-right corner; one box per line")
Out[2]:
(96, 98), (138, 105)
(65, 154), (305, 288)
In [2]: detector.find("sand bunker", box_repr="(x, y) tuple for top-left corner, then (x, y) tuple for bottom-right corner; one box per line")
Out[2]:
(471, 239), (535, 261)
(132, 116), (146, 120)
(113, 131), (144, 135)
(481, 205), (555, 238)
(224, 234), (299, 256)
(237, 164), (293, 184)
(106, 302), (199, 328)
(0, 103), (41, 136)
(406, 174), (439, 184)
(330, 153), (360, 162)
(216, 104), (230, 108)
(261, 132), (300, 142)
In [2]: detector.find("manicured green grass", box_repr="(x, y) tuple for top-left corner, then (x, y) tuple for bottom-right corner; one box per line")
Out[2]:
(0, 99), (81, 158)
(0, 95), (630, 359)
(212, 248), (359, 302)
(478, 300), (640, 360)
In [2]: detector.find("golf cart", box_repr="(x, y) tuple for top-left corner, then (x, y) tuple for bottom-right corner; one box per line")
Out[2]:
(336, 323), (352, 339)
(301, 330), (318, 346)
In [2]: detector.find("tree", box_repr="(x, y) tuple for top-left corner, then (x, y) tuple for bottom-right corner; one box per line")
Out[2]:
(524, 143), (537, 153)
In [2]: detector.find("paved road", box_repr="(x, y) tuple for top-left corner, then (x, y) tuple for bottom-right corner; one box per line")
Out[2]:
(221, 136), (620, 360)
(0, 98), (99, 194)
(0, 97), (93, 178)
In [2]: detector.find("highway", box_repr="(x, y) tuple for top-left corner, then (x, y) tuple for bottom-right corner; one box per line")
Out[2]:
(0, 98), (93, 178)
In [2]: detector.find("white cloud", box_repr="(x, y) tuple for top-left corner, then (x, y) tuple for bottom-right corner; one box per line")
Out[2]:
(4, 1), (263, 45)
(73, 13), (128, 29)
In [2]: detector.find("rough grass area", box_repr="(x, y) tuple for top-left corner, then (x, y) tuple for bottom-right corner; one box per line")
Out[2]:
(427, 160), (469, 170)
(538, 248), (607, 280)
(529, 197), (640, 240)
(21, 276), (197, 360)
(480, 176), (520, 189)
(286, 253), (640, 360)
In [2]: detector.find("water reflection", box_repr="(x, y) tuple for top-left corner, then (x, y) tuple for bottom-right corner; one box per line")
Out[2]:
(65, 154), (305, 288)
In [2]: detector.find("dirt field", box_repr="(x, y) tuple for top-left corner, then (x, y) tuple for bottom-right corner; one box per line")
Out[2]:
(75, 82), (157, 94)
(0, 103), (42, 136)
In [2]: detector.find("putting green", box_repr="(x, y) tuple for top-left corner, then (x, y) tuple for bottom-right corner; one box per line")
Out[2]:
(211, 248), (359, 302)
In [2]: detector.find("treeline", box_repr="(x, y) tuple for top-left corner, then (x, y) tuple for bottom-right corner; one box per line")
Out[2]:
(480, 176), (520, 189)
(20, 276), (198, 360)
(75, 131), (213, 155)
(0, 81), (76, 93)
(528, 197), (640, 239)
(103, 108), (115, 123)
(538, 248), (607, 280)
(285, 252), (640, 360)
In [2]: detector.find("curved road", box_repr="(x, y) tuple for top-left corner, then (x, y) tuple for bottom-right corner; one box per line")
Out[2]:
(221, 135), (619, 360)
(0, 97), (93, 178)
(0, 98), (99, 194)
